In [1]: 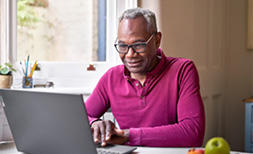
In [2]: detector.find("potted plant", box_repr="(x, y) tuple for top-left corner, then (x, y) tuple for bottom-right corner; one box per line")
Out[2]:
(0, 63), (16, 88)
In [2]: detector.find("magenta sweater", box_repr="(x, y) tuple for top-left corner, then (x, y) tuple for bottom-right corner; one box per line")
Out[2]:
(85, 48), (205, 147)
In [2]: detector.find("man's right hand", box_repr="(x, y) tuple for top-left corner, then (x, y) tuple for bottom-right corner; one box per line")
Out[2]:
(91, 120), (116, 146)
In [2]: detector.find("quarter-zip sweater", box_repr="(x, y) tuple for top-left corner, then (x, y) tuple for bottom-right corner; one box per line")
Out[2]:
(85, 48), (205, 147)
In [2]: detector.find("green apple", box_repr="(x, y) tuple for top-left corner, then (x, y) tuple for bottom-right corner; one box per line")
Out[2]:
(205, 137), (230, 154)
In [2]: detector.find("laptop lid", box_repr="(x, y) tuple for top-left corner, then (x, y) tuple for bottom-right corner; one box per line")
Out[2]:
(0, 89), (97, 154)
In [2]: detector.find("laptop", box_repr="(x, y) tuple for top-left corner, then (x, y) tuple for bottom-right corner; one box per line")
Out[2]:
(0, 89), (136, 154)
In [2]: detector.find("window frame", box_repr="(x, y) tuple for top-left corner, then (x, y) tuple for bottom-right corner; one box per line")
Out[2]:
(0, 0), (17, 64)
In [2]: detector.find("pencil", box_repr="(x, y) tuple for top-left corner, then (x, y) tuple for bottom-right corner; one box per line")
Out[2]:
(25, 55), (30, 77)
(28, 60), (37, 78)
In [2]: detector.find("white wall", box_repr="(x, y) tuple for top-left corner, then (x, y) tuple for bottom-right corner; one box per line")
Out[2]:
(140, 0), (252, 151)
(224, 0), (252, 150)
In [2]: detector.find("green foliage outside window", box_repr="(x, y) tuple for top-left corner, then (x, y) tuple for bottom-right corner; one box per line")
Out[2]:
(17, 0), (39, 27)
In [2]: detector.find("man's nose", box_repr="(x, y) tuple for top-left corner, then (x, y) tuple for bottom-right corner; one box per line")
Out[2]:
(125, 47), (137, 57)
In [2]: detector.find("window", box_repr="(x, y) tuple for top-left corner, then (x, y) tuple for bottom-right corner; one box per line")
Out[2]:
(1, 0), (137, 90)
(17, 0), (106, 62)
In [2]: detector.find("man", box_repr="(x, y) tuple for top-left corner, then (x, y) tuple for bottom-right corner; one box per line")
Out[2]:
(85, 8), (205, 147)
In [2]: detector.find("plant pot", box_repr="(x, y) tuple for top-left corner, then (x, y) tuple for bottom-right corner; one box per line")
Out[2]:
(0, 75), (12, 88)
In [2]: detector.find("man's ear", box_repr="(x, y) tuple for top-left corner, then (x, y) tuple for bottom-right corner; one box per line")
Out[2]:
(155, 32), (162, 48)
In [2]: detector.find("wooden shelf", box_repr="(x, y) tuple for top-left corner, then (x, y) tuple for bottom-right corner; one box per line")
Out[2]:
(243, 96), (253, 103)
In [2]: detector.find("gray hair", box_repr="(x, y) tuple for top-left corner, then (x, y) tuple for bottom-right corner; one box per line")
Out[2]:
(119, 8), (157, 33)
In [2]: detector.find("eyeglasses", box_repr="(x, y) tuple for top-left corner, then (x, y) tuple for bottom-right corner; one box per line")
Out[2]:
(114, 33), (155, 54)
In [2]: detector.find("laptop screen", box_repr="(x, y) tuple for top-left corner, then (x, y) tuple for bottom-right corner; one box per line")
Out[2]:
(0, 89), (97, 154)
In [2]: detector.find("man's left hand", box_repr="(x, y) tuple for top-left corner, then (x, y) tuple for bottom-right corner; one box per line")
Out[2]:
(106, 129), (129, 145)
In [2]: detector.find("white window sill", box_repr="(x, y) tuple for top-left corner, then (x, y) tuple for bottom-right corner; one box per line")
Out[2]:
(13, 87), (91, 95)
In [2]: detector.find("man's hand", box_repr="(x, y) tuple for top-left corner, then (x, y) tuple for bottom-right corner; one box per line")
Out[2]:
(91, 120), (129, 146)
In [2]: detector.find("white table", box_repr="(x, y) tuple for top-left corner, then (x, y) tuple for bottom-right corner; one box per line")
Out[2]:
(0, 142), (249, 154)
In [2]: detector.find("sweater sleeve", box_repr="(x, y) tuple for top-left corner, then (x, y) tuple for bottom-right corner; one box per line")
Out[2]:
(128, 61), (205, 147)
(85, 72), (110, 125)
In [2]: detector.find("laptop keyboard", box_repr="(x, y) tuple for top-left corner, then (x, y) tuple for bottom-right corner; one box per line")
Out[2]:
(96, 144), (136, 154)
(97, 148), (121, 154)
